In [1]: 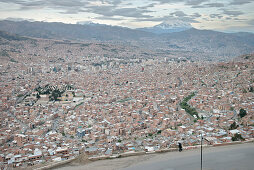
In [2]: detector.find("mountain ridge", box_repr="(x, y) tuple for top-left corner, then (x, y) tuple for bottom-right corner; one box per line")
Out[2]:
(0, 20), (253, 61)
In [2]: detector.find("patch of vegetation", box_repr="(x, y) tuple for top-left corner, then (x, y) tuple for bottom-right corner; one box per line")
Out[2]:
(229, 122), (238, 130)
(74, 102), (84, 109)
(239, 108), (247, 118)
(44, 47), (50, 51)
(242, 89), (248, 93)
(244, 55), (254, 60)
(36, 93), (40, 99)
(49, 89), (64, 101)
(35, 84), (68, 101)
(148, 133), (153, 137)
(72, 91), (75, 97)
(10, 58), (18, 63)
(0, 50), (10, 57)
(230, 107), (234, 111)
(17, 94), (24, 98)
(249, 86), (254, 92)
(232, 133), (244, 141)
(180, 92), (199, 118)
(92, 63), (102, 67)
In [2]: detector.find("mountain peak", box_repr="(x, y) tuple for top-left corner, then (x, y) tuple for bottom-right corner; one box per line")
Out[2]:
(76, 21), (99, 25)
(137, 20), (192, 34)
(155, 20), (192, 29)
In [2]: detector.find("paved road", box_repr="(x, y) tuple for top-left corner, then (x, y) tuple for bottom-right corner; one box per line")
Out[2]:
(57, 143), (254, 170)
(124, 143), (254, 170)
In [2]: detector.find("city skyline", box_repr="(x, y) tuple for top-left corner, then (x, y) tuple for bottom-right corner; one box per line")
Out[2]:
(0, 0), (254, 33)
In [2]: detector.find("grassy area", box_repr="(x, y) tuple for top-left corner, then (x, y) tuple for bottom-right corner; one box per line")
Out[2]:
(180, 92), (199, 118)
(74, 102), (84, 109)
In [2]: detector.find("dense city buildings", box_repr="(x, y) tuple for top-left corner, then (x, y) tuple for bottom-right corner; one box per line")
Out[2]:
(0, 36), (253, 169)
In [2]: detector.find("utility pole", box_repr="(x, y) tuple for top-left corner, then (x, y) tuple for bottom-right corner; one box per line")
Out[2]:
(201, 133), (203, 170)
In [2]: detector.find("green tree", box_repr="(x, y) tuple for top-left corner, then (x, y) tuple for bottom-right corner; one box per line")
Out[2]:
(239, 108), (247, 118)
(230, 122), (238, 130)
(249, 86), (254, 92)
(232, 133), (244, 141)
(36, 93), (40, 99)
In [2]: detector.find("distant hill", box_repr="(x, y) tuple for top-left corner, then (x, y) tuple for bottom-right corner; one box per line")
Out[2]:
(158, 28), (254, 60)
(0, 20), (253, 61)
(235, 53), (254, 61)
(0, 30), (28, 41)
(0, 20), (154, 41)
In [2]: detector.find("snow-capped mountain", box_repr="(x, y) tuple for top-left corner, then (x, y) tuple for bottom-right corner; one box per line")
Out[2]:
(138, 20), (192, 34)
(76, 21), (98, 25)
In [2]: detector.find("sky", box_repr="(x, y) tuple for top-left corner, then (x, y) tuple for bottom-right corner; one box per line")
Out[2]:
(0, 0), (254, 32)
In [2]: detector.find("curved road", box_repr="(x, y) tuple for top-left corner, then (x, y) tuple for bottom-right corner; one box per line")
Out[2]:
(124, 143), (254, 170)
(56, 143), (254, 170)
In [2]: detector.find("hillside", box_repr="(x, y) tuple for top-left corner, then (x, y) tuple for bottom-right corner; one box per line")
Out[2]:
(0, 30), (28, 41)
(0, 20), (154, 41)
(159, 28), (254, 60)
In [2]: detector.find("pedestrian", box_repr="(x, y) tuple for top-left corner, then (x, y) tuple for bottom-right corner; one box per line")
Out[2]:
(178, 142), (182, 152)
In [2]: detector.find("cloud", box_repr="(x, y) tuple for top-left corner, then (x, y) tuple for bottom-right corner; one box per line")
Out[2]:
(185, 0), (208, 6)
(209, 14), (223, 19)
(94, 16), (124, 21)
(229, 0), (254, 5)
(113, 8), (153, 18)
(152, 0), (209, 5)
(248, 19), (254, 25)
(191, 13), (201, 18)
(101, 0), (123, 6)
(134, 14), (200, 24)
(0, 0), (89, 12)
(222, 9), (244, 17)
(152, 0), (181, 4)
(86, 5), (153, 18)
(191, 5), (206, 8)
(0, 0), (154, 19)
(138, 3), (157, 10)
(191, 2), (225, 8)
(205, 3), (224, 7)
(178, 16), (200, 23)
(170, 11), (187, 17)
(4, 17), (35, 22)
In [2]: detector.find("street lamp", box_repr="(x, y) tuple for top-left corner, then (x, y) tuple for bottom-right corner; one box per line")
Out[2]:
(201, 132), (203, 170)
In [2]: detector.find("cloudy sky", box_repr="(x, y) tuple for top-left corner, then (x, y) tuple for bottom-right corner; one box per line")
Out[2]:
(0, 0), (254, 32)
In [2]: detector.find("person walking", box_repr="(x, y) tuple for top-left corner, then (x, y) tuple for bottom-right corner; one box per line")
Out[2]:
(178, 142), (183, 152)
